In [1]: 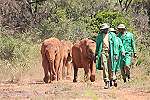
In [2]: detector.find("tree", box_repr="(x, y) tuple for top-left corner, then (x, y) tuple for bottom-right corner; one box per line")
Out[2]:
(118, 0), (133, 11)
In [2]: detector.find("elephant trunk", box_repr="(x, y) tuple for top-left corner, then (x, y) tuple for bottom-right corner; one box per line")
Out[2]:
(67, 53), (72, 62)
(45, 51), (56, 80)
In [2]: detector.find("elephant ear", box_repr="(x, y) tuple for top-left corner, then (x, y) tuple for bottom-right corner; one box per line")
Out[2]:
(84, 40), (96, 60)
(41, 43), (45, 54)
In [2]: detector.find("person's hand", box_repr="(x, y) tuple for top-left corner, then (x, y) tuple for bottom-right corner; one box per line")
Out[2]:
(114, 55), (118, 61)
(122, 52), (125, 56)
(94, 54), (97, 63)
(133, 53), (137, 58)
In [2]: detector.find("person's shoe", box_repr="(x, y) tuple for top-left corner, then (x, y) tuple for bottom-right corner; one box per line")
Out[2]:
(73, 79), (77, 82)
(104, 81), (109, 89)
(127, 75), (130, 80)
(123, 78), (127, 83)
(113, 80), (117, 87)
(110, 81), (113, 87)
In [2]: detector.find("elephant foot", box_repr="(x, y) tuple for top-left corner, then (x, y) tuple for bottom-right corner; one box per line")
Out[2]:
(90, 75), (95, 82)
(73, 79), (77, 82)
(51, 75), (56, 81)
(57, 76), (61, 81)
(43, 76), (49, 83)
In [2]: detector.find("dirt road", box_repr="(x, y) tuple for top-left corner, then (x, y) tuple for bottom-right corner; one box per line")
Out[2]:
(0, 68), (150, 100)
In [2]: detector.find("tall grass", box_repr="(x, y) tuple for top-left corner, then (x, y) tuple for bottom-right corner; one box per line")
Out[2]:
(0, 34), (40, 82)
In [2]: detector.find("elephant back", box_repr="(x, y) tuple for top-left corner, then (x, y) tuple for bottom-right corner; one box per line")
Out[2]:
(41, 38), (61, 55)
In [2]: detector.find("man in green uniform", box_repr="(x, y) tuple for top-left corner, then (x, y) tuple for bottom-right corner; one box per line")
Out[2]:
(117, 24), (136, 83)
(95, 24), (118, 89)
(109, 28), (125, 87)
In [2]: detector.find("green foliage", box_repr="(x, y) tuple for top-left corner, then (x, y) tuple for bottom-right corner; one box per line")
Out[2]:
(0, 35), (30, 62)
(89, 10), (131, 32)
(132, 0), (148, 3)
(35, 9), (94, 42)
(0, 34), (40, 80)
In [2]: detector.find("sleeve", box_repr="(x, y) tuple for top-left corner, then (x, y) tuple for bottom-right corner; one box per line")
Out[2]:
(113, 33), (118, 55)
(95, 34), (100, 55)
(118, 38), (125, 53)
(131, 33), (136, 53)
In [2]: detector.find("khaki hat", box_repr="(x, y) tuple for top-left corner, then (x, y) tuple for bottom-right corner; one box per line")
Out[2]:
(117, 24), (126, 29)
(109, 28), (116, 32)
(100, 23), (110, 30)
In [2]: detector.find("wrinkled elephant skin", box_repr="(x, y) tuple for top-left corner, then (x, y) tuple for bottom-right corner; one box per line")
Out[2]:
(72, 38), (96, 82)
(60, 40), (73, 80)
(41, 38), (62, 83)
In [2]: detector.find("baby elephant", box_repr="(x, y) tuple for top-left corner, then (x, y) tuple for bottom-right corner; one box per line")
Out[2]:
(60, 40), (73, 80)
(41, 38), (62, 83)
(72, 38), (96, 82)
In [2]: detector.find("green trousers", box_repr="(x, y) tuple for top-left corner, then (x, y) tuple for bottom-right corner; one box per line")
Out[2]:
(121, 54), (132, 80)
(101, 50), (116, 82)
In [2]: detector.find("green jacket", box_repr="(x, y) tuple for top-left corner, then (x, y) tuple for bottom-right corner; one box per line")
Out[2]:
(117, 31), (136, 54)
(96, 32), (118, 71)
(114, 37), (125, 72)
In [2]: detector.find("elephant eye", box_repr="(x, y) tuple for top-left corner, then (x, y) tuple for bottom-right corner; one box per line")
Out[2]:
(90, 50), (92, 53)
(87, 45), (89, 48)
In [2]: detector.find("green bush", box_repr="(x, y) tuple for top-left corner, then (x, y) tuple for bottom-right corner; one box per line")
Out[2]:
(36, 17), (93, 42)
(0, 35), (29, 61)
(89, 10), (132, 32)
(0, 34), (40, 81)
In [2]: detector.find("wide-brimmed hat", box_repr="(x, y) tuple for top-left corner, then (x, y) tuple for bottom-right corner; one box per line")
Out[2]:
(109, 28), (116, 32)
(117, 24), (126, 29)
(100, 23), (110, 30)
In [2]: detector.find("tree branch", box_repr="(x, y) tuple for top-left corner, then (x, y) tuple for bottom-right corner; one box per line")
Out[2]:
(125, 0), (132, 12)
(119, 0), (123, 8)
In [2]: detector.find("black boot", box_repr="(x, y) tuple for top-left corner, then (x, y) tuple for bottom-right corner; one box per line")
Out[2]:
(104, 81), (109, 89)
(123, 78), (127, 83)
(110, 81), (113, 87)
(113, 80), (117, 87)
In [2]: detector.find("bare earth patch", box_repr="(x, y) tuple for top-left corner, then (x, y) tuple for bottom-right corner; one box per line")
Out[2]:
(0, 68), (150, 100)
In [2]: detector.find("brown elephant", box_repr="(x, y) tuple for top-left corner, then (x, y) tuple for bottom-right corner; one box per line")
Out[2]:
(41, 38), (62, 83)
(60, 40), (73, 80)
(72, 38), (96, 82)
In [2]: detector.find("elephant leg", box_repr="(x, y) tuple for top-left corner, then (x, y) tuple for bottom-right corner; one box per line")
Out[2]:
(49, 60), (56, 81)
(58, 58), (64, 80)
(55, 54), (62, 81)
(61, 58), (66, 80)
(42, 55), (50, 83)
(84, 66), (90, 82)
(90, 62), (96, 82)
(49, 62), (56, 83)
(73, 62), (78, 82)
(66, 62), (72, 80)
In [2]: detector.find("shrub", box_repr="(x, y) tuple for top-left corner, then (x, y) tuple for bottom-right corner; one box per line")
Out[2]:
(0, 34), (40, 81)
(89, 10), (132, 32)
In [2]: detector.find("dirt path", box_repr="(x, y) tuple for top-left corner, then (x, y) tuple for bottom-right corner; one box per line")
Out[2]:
(0, 68), (150, 100)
